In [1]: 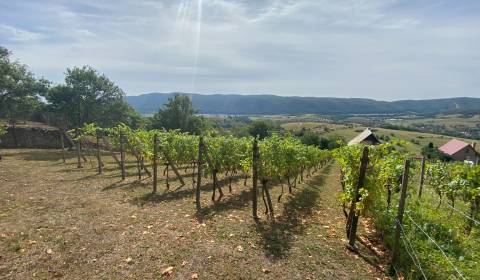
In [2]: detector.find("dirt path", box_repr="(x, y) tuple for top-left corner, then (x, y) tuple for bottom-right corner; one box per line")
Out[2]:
(0, 149), (387, 279)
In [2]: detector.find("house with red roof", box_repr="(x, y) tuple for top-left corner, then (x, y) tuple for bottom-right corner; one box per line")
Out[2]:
(438, 139), (479, 163)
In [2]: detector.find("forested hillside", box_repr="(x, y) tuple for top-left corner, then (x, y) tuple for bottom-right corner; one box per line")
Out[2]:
(126, 92), (480, 115)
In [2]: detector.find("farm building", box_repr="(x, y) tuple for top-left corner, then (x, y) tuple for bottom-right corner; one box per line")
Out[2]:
(438, 139), (479, 163)
(348, 128), (381, 146)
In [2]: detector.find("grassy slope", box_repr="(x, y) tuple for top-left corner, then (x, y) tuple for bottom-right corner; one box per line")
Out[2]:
(283, 121), (480, 278)
(0, 149), (387, 279)
(282, 122), (480, 154)
(387, 114), (480, 129)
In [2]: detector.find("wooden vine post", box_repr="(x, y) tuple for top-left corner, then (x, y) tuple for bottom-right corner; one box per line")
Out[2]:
(96, 130), (103, 174)
(192, 161), (196, 188)
(195, 136), (204, 212)
(262, 178), (274, 219)
(136, 155), (141, 180)
(125, 139), (150, 178)
(390, 159), (410, 273)
(158, 140), (186, 188)
(252, 138), (259, 219)
(202, 143), (222, 201)
(165, 164), (170, 190)
(60, 130), (66, 163)
(346, 146), (369, 251)
(76, 128), (82, 168)
(120, 132), (126, 180)
(418, 156), (426, 198)
(152, 134), (159, 194)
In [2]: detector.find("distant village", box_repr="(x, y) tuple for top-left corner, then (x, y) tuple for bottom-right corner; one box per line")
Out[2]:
(350, 128), (479, 164)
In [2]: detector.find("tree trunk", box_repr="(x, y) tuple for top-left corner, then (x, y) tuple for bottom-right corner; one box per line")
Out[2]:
(287, 176), (293, 194)
(211, 170), (223, 201)
(166, 164), (170, 190)
(192, 161), (196, 188)
(262, 179), (274, 219)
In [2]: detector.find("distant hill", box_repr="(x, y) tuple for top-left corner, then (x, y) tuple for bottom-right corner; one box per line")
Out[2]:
(125, 92), (480, 115)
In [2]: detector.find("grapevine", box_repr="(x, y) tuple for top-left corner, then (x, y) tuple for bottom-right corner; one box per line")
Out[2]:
(72, 123), (330, 209)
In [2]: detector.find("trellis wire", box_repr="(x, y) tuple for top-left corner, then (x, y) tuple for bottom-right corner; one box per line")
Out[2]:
(398, 220), (428, 280)
(392, 264), (401, 279)
(405, 212), (466, 280)
(445, 202), (480, 227)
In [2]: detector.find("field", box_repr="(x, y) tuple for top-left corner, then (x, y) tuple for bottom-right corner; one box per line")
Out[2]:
(385, 114), (480, 129)
(281, 121), (480, 154)
(2, 117), (479, 279)
(0, 149), (388, 279)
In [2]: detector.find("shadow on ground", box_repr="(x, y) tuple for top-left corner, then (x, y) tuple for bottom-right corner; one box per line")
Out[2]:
(102, 178), (152, 191)
(11, 149), (76, 162)
(127, 174), (246, 207)
(198, 188), (253, 219)
(255, 164), (332, 260)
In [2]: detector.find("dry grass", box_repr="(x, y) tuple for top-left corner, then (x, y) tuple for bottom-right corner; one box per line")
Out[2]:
(0, 149), (387, 279)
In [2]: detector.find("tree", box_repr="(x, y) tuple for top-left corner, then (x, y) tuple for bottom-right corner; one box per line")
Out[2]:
(298, 129), (344, 150)
(248, 119), (279, 140)
(300, 130), (320, 146)
(0, 46), (49, 145)
(150, 94), (204, 134)
(421, 142), (452, 161)
(45, 66), (140, 129)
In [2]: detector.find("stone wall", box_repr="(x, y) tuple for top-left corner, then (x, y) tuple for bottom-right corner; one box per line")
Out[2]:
(0, 126), (66, 149)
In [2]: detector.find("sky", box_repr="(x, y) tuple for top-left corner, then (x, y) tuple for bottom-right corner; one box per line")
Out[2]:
(1, 0), (479, 100)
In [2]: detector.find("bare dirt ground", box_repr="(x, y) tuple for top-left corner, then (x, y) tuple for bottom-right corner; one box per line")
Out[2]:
(0, 149), (389, 279)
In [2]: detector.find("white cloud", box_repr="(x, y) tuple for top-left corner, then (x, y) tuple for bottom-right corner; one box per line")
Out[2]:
(0, 0), (479, 100)
(0, 24), (45, 42)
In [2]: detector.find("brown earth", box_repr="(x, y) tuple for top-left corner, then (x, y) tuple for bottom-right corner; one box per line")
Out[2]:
(0, 149), (389, 279)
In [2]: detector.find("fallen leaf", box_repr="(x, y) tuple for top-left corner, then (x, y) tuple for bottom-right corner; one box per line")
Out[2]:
(236, 245), (243, 252)
(46, 248), (53, 254)
(162, 266), (174, 276)
(181, 261), (188, 267)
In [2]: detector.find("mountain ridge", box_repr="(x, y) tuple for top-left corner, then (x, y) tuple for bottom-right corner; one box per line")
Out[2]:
(125, 92), (480, 115)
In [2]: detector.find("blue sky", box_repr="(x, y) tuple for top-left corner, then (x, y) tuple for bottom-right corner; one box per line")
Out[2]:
(1, 0), (479, 100)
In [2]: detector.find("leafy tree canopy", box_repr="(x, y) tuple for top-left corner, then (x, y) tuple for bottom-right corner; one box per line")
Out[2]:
(421, 142), (452, 161)
(0, 46), (49, 123)
(248, 119), (279, 140)
(45, 66), (141, 128)
(150, 94), (204, 134)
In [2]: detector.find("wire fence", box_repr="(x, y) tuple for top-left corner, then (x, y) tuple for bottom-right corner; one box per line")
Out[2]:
(343, 155), (477, 279)
(404, 212), (466, 280)
(398, 220), (427, 280)
(445, 202), (480, 227)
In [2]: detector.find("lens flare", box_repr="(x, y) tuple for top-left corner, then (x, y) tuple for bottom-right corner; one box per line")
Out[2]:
(174, 0), (203, 92)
